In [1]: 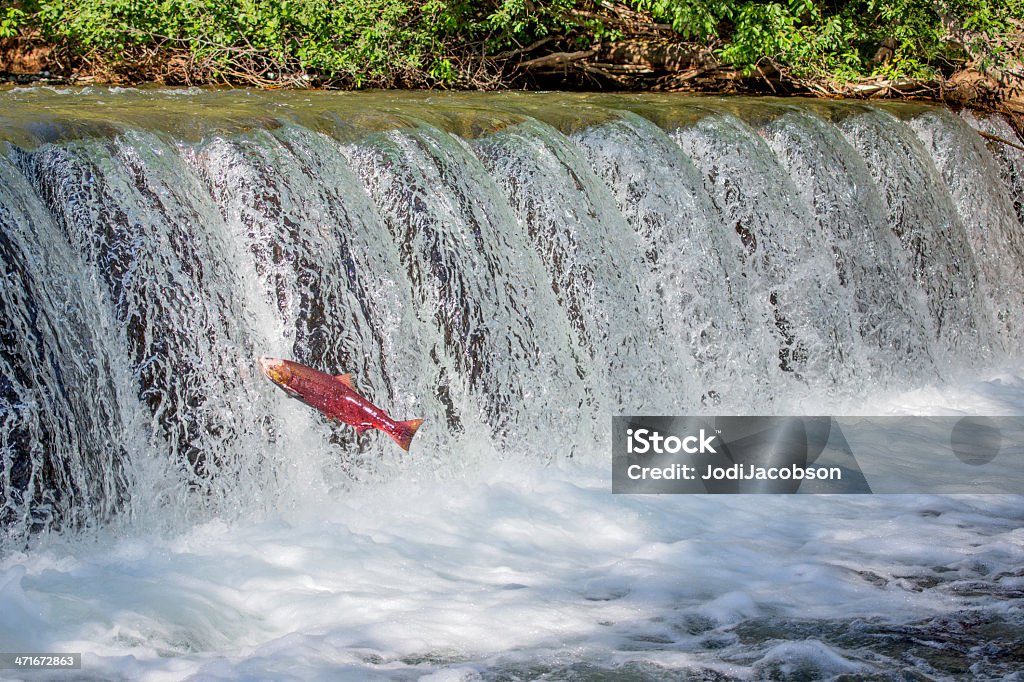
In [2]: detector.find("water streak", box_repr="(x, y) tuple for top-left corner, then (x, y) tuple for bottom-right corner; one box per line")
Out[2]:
(0, 91), (1021, 543)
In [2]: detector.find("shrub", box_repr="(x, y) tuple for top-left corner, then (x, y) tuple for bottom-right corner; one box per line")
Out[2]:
(3, 0), (1021, 88)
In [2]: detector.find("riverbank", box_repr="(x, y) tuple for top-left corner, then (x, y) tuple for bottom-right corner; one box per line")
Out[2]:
(1, 1), (1021, 126)
(3, 47), (1020, 134)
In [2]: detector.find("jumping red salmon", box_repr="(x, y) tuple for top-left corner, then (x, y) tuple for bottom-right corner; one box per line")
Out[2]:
(258, 357), (424, 451)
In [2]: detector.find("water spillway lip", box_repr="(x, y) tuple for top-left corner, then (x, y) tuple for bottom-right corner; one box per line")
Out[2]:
(0, 89), (928, 145)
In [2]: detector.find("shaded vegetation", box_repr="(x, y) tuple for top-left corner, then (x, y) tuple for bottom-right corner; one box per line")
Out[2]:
(0, 0), (1020, 101)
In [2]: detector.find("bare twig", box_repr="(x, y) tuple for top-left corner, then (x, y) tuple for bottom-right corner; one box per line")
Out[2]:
(977, 129), (1024, 152)
(755, 62), (777, 93)
(493, 36), (556, 61)
(518, 49), (597, 70)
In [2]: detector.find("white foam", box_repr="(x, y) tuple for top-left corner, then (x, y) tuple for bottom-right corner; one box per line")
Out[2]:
(1, 366), (1022, 679)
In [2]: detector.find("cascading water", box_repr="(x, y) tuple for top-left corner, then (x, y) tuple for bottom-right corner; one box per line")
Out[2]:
(838, 106), (996, 355)
(1, 89), (1023, 679)
(0, 88), (1021, 534)
(961, 108), (1024, 229)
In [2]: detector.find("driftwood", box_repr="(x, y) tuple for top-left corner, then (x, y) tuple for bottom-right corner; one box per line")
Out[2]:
(519, 49), (598, 71)
(512, 36), (732, 91)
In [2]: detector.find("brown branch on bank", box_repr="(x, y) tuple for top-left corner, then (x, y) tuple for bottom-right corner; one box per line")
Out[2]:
(976, 129), (1024, 153)
(756, 62), (778, 93)
(518, 49), (598, 71)
(493, 36), (557, 61)
(579, 61), (633, 86)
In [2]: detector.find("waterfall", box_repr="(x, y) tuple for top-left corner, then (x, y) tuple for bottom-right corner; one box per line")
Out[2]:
(1, 89), (1021, 545)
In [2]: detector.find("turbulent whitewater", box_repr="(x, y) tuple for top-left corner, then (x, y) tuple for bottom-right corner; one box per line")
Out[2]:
(0, 89), (1022, 680)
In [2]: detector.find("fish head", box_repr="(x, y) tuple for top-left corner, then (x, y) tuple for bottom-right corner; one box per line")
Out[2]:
(258, 356), (301, 397)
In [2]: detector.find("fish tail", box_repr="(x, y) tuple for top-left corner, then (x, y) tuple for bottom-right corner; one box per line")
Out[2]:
(390, 418), (425, 452)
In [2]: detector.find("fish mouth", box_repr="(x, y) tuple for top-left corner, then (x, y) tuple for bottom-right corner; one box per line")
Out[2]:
(258, 356), (290, 386)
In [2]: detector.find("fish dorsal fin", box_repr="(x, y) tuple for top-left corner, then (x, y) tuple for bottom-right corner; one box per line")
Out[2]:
(335, 373), (355, 389)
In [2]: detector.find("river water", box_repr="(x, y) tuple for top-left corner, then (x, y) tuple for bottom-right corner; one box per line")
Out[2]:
(0, 88), (1022, 680)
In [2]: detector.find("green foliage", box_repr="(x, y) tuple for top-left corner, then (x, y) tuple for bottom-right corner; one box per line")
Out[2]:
(634, 0), (1022, 81)
(3, 0), (1021, 87)
(0, 7), (26, 38)
(631, 0), (722, 40)
(427, 0), (592, 51)
(11, 0), (456, 85)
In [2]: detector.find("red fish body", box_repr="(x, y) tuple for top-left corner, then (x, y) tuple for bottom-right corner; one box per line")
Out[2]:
(258, 357), (424, 451)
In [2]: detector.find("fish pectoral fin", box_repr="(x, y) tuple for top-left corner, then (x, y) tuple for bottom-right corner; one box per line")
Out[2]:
(354, 424), (373, 434)
(334, 373), (355, 389)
